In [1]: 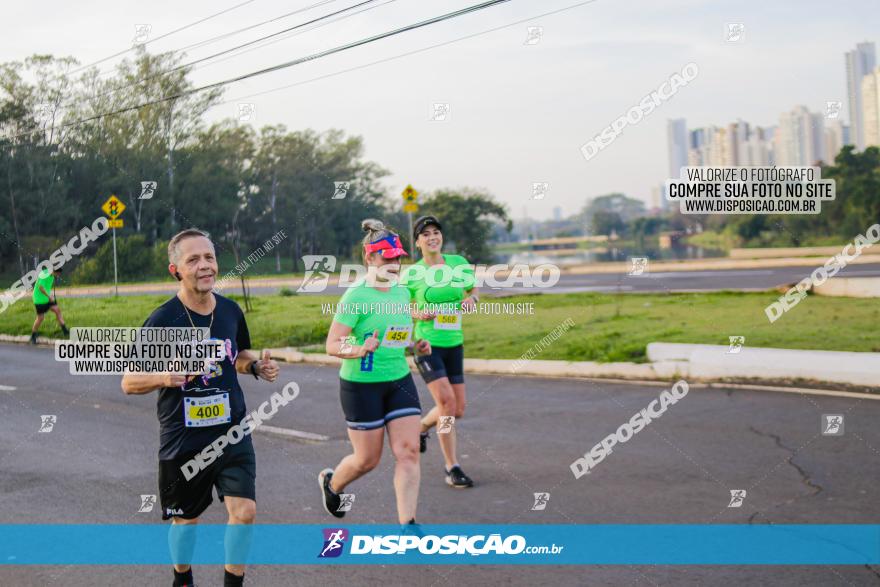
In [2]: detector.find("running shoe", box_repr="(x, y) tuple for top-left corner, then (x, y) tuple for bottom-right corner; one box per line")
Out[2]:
(400, 519), (425, 537)
(61, 324), (70, 336)
(445, 465), (474, 488)
(318, 468), (345, 518)
(29, 333), (37, 345)
(419, 431), (430, 453)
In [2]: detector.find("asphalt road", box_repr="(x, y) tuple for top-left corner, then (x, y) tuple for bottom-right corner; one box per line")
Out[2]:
(1, 343), (879, 586)
(57, 262), (880, 298)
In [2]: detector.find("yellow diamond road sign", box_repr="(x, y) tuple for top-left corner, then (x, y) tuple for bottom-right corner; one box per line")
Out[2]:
(101, 195), (125, 219)
(401, 185), (418, 203)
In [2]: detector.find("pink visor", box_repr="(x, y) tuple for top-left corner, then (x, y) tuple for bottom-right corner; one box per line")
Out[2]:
(365, 234), (408, 259)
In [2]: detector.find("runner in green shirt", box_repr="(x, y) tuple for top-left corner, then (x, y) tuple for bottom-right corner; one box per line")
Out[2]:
(30, 267), (69, 344)
(402, 215), (479, 489)
(319, 219), (431, 525)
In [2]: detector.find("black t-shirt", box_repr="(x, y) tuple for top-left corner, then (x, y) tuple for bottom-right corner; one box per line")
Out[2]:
(142, 294), (252, 460)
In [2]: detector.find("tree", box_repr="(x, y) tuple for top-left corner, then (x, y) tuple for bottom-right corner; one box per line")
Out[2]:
(591, 210), (625, 236)
(417, 188), (510, 264)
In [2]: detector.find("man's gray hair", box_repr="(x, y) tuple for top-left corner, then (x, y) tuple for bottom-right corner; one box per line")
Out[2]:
(168, 229), (212, 264)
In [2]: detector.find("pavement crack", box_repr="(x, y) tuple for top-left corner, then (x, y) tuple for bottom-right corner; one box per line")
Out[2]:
(748, 426), (823, 503)
(865, 564), (880, 582)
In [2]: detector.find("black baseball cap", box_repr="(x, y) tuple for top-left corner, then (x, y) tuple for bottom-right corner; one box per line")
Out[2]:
(413, 215), (442, 241)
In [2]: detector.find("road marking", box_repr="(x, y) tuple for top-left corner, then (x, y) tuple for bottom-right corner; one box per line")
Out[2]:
(255, 425), (329, 442)
(704, 382), (880, 401)
(525, 376), (879, 400)
(0, 385), (16, 391)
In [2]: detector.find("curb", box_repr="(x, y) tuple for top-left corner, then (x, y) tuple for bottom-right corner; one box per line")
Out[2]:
(3, 336), (876, 397)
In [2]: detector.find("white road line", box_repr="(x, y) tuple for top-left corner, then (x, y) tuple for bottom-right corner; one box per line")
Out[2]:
(0, 385), (16, 391)
(703, 382), (880, 401)
(255, 425), (329, 442)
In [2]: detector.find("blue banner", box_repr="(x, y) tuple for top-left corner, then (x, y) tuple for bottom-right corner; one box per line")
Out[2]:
(1, 525), (877, 565)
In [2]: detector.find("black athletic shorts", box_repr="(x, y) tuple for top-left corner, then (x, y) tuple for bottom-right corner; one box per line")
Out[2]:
(34, 301), (57, 314)
(415, 344), (464, 384)
(158, 438), (256, 520)
(339, 374), (421, 431)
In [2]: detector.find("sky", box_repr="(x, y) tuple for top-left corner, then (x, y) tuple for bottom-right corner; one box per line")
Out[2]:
(2, 0), (879, 219)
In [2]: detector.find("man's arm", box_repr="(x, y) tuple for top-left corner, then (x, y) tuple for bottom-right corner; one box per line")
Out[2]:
(236, 349), (279, 382)
(121, 372), (186, 395)
(38, 285), (49, 299)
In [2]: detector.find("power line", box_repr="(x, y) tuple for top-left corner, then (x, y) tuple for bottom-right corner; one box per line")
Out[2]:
(223, 0), (599, 108)
(68, 0), (383, 110)
(67, 0), (261, 76)
(5, 0), (514, 142)
(86, 0), (342, 81)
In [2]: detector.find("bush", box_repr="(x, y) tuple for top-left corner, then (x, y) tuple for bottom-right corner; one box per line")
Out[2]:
(72, 235), (169, 284)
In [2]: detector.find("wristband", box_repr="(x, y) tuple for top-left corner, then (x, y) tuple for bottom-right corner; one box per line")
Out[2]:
(249, 360), (260, 380)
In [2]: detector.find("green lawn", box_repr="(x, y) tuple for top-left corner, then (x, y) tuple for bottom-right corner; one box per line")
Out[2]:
(2, 291), (877, 362)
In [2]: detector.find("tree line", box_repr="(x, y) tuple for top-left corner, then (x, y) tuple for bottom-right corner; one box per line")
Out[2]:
(0, 50), (509, 284)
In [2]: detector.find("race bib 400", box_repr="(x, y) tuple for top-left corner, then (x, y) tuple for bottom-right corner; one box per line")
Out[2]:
(183, 393), (231, 427)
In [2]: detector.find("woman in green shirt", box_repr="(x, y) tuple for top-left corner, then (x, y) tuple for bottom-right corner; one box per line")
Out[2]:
(403, 215), (478, 489)
(319, 219), (431, 525)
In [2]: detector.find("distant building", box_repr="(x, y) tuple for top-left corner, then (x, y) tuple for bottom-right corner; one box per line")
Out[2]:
(824, 120), (850, 162)
(845, 42), (877, 150)
(553, 206), (562, 221)
(863, 66), (880, 148)
(776, 106), (825, 165)
(667, 118), (688, 179)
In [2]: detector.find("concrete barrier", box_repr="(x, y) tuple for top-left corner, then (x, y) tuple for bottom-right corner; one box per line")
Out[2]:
(729, 246), (843, 259)
(648, 342), (880, 387)
(813, 277), (880, 298)
(2, 335), (875, 390)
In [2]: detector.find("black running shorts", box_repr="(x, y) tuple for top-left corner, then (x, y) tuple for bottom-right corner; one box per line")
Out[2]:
(339, 374), (421, 431)
(415, 344), (464, 385)
(34, 301), (57, 314)
(158, 438), (256, 520)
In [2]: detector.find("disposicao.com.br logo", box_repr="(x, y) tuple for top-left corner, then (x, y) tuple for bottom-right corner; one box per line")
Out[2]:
(318, 528), (563, 558)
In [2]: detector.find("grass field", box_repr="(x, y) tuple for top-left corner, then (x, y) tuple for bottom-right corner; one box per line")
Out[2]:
(1, 291), (877, 362)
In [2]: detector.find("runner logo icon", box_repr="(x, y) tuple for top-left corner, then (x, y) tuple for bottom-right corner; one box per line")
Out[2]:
(39, 415), (57, 433)
(332, 181), (349, 199)
(728, 489), (747, 508)
(337, 494), (355, 512)
(319, 528), (349, 558)
(727, 336), (745, 354)
(438, 416), (455, 434)
(138, 494), (156, 513)
(531, 492), (550, 511)
(298, 255), (337, 292)
(822, 414), (844, 436)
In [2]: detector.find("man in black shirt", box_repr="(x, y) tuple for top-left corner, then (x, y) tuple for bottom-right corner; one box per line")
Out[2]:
(121, 229), (279, 587)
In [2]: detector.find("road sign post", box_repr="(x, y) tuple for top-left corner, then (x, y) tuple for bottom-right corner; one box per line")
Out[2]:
(111, 228), (118, 296)
(401, 185), (419, 257)
(101, 195), (126, 296)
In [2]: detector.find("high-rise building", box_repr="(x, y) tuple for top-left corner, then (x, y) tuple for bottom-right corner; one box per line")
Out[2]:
(777, 106), (825, 165)
(862, 66), (880, 148)
(667, 119), (688, 179)
(845, 42), (877, 150)
(824, 120), (850, 162)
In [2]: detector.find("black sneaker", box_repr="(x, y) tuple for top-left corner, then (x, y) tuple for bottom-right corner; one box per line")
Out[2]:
(419, 431), (429, 453)
(61, 324), (70, 336)
(318, 468), (345, 518)
(29, 333), (38, 345)
(445, 465), (474, 488)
